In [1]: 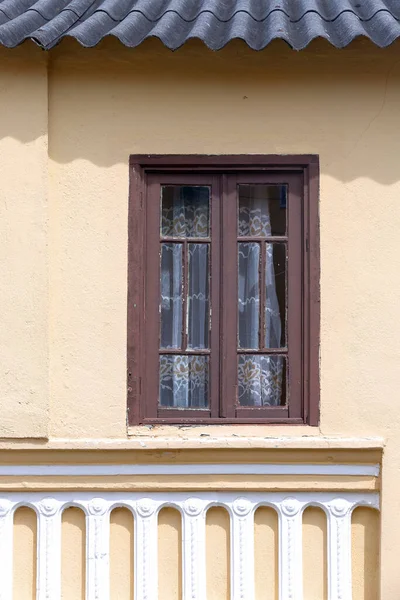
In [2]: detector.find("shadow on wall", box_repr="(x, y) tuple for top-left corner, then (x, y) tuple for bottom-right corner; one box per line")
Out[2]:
(0, 45), (47, 146)
(1, 37), (400, 184)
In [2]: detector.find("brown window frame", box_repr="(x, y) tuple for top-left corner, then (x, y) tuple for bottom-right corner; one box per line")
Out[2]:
(128, 155), (320, 426)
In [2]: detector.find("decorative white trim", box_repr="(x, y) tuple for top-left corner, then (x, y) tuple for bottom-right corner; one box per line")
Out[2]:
(86, 498), (110, 600)
(0, 463), (380, 477)
(327, 499), (353, 600)
(231, 498), (255, 600)
(134, 499), (158, 600)
(37, 499), (61, 600)
(279, 498), (303, 600)
(182, 498), (206, 600)
(0, 491), (379, 600)
(0, 500), (13, 600)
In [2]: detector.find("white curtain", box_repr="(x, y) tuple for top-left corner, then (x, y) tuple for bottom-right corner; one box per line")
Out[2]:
(159, 184), (284, 408)
(237, 186), (284, 406)
(160, 187), (209, 408)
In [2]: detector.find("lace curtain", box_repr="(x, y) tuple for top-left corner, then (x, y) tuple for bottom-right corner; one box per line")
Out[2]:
(159, 185), (285, 408)
(160, 187), (209, 408)
(237, 186), (284, 406)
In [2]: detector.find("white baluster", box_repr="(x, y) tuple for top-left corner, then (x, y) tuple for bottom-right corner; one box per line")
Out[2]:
(134, 498), (158, 600)
(182, 498), (206, 600)
(36, 498), (62, 600)
(279, 497), (303, 600)
(327, 498), (352, 600)
(0, 500), (13, 600)
(230, 498), (255, 600)
(86, 498), (110, 600)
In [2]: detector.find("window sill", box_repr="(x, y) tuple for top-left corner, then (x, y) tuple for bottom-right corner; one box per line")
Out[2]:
(126, 428), (384, 452)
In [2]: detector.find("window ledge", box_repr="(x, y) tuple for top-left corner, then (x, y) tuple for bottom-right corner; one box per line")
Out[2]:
(125, 432), (384, 451)
(0, 435), (385, 452)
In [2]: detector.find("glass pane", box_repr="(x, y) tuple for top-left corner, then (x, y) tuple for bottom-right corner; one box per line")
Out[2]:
(238, 185), (286, 237)
(159, 355), (209, 408)
(160, 243), (182, 349)
(161, 186), (210, 238)
(238, 355), (286, 407)
(238, 242), (260, 349)
(266, 243), (287, 348)
(188, 244), (210, 349)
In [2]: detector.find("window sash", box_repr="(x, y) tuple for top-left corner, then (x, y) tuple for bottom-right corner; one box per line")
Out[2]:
(221, 172), (302, 420)
(144, 174), (220, 420)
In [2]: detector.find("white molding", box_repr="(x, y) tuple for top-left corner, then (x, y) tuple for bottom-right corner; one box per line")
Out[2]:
(36, 499), (62, 600)
(86, 499), (110, 600)
(279, 498), (303, 600)
(327, 499), (353, 600)
(0, 463), (380, 477)
(231, 498), (255, 600)
(0, 500), (13, 600)
(182, 498), (207, 600)
(134, 499), (158, 600)
(0, 491), (379, 600)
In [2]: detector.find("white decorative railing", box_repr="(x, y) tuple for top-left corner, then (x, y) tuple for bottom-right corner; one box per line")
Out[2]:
(0, 491), (379, 600)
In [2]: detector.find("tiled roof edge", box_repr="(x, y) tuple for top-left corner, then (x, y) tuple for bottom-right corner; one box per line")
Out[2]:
(0, 1), (399, 51)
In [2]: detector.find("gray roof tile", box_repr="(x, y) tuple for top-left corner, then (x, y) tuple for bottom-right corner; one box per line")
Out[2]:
(0, 0), (399, 50)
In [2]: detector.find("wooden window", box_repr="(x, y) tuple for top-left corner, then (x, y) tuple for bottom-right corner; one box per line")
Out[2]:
(128, 156), (319, 425)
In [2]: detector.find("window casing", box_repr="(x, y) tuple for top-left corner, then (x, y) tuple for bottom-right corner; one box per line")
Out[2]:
(128, 156), (319, 425)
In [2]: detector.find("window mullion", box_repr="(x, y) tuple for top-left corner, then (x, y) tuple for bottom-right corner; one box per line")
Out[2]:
(210, 175), (221, 418)
(220, 173), (238, 418)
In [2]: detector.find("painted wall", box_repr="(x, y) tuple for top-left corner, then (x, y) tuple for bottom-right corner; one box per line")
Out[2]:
(0, 46), (49, 438)
(2, 40), (399, 443)
(1, 37), (400, 597)
(45, 38), (400, 443)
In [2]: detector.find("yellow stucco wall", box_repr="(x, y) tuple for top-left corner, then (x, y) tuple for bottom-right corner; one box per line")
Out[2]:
(0, 47), (49, 438)
(2, 39), (398, 444)
(1, 37), (399, 597)
(44, 38), (400, 443)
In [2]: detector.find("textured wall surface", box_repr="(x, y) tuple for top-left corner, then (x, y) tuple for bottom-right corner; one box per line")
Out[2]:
(43, 38), (400, 443)
(0, 46), (49, 438)
(0, 37), (399, 597)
